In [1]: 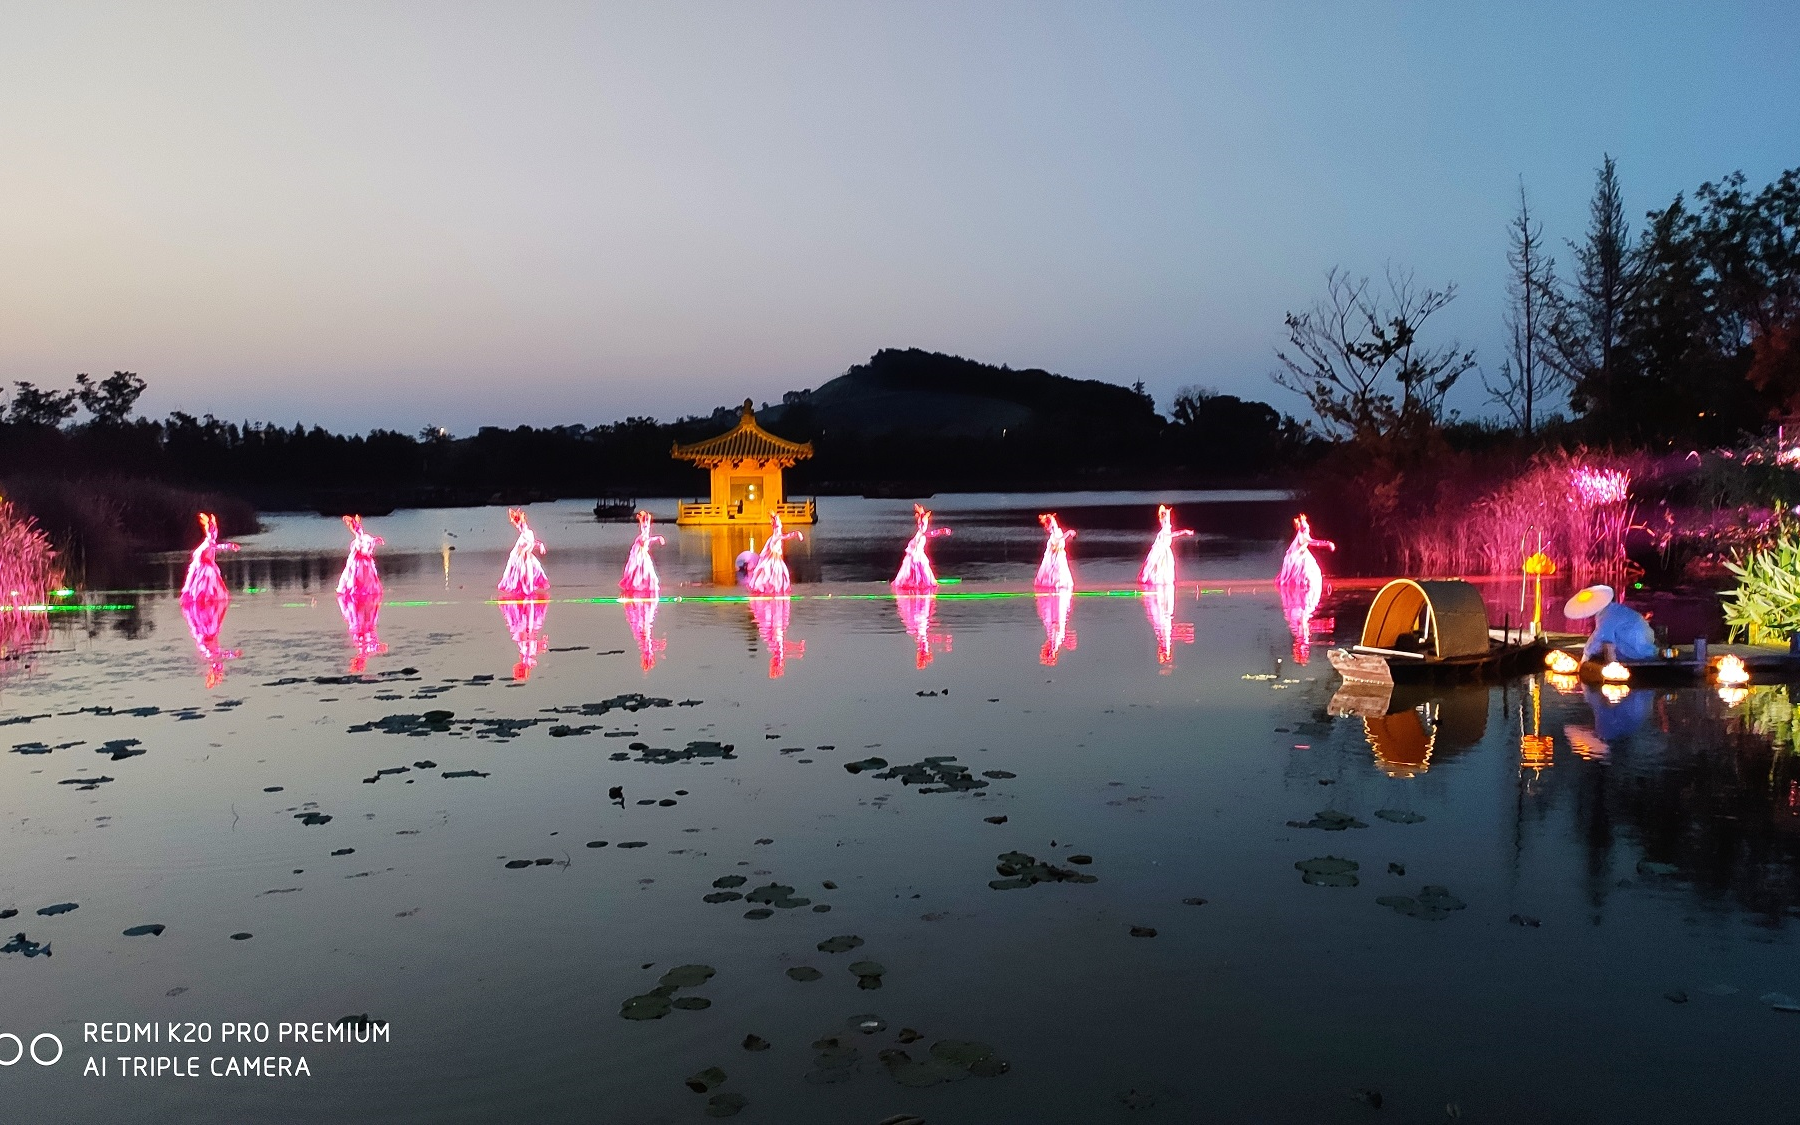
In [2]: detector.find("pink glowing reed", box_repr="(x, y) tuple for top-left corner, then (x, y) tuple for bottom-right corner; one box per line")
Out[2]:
(744, 513), (801, 596)
(180, 512), (239, 603)
(1570, 466), (1630, 506)
(498, 508), (549, 599)
(1034, 514), (1075, 592)
(181, 591), (240, 688)
(1142, 583), (1192, 671)
(1138, 505), (1195, 587)
(620, 511), (665, 596)
(502, 598), (548, 681)
(749, 594), (802, 678)
(624, 596), (665, 672)
(0, 496), (58, 658)
(338, 589), (386, 673)
(893, 505), (951, 591)
(337, 515), (384, 600)
(897, 591), (950, 669)
(1036, 589), (1075, 666)
(1276, 514), (1334, 603)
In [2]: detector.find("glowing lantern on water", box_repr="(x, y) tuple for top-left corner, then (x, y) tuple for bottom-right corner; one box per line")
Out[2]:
(1546, 650), (1579, 674)
(1715, 653), (1750, 685)
(1600, 661), (1631, 683)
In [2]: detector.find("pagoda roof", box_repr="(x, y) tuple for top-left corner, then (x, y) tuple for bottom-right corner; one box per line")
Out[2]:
(672, 400), (814, 464)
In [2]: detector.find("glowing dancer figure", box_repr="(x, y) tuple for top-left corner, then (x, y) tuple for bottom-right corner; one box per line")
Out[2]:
(1276, 514), (1334, 601)
(744, 513), (801, 596)
(1036, 589), (1075, 666)
(498, 508), (549, 599)
(180, 593), (240, 688)
(1034, 514), (1075, 592)
(893, 505), (951, 590)
(180, 513), (238, 603)
(749, 595), (803, 678)
(338, 589), (385, 674)
(620, 511), (664, 596)
(896, 591), (949, 669)
(624, 596), (665, 672)
(1138, 505), (1195, 586)
(336, 515), (383, 600)
(502, 598), (548, 681)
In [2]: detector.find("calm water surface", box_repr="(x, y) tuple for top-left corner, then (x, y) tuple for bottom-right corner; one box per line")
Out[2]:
(5, 494), (1798, 1123)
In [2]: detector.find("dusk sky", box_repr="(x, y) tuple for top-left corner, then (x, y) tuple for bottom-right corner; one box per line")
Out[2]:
(3, 2), (1796, 433)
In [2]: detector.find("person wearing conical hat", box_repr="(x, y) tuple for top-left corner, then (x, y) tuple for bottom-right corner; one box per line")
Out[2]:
(1565, 584), (1657, 662)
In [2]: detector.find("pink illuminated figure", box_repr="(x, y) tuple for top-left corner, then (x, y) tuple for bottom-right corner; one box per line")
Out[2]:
(896, 591), (951, 669)
(180, 513), (238, 602)
(1142, 582), (1193, 672)
(1138, 505), (1195, 586)
(624, 596), (665, 672)
(1034, 514), (1075, 591)
(893, 505), (952, 590)
(1276, 514), (1335, 601)
(749, 594), (803, 678)
(498, 508), (549, 599)
(337, 515), (384, 600)
(620, 511), (665, 596)
(1036, 589), (1076, 666)
(501, 598), (548, 681)
(744, 513), (801, 596)
(338, 589), (386, 673)
(180, 591), (240, 688)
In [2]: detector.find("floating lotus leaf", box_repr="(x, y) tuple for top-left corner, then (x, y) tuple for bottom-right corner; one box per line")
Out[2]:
(989, 851), (1097, 890)
(818, 934), (864, 953)
(743, 908), (773, 920)
(880, 1048), (970, 1087)
(1296, 857), (1360, 887)
(1373, 809), (1426, 824)
(786, 966), (823, 982)
(741, 1034), (770, 1051)
(659, 964), (716, 989)
(713, 875), (748, 888)
(1376, 885), (1467, 920)
(928, 1040), (995, 1066)
(685, 1066), (727, 1092)
(1289, 809), (1367, 831)
(620, 992), (673, 1020)
(672, 996), (712, 1010)
(704, 892), (744, 903)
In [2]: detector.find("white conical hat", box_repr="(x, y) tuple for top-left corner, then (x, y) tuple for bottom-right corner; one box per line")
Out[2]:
(1563, 584), (1614, 620)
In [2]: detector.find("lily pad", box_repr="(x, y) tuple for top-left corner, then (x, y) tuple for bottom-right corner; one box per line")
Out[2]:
(849, 960), (886, 989)
(704, 892), (744, 904)
(672, 996), (711, 1010)
(786, 966), (823, 982)
(36, 903), (78, 916)
(742, 1034), (770, 1051)
(620, 991), (674, 1020)
(818, 934), (864, 953)
(1296, 857), (1360, 887)
(704, 1091), (748, 1117)
(659, 964), (717, 989)
(880, 1047), (970, 1087)
(122, 924), (165, 937)
(988, 850), (1097, 890)
(1373, 809), (1426, 824)
(743, 908), (773, 920)
(1376, 885), (1467, 920)
(713, 875), (748, 888)
(686, 1066), (727, 1092)
(1289, 809), (1367, 831)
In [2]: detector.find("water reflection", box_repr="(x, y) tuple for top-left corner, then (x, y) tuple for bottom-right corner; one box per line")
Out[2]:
(1279, 579), (1324, 664)
(179, 594), (239, 688)
(623, 597), (664, 672)
(501, 599), (548, 681)
(338, 590), (385, 673)
(1141, 585), (1191, 671)
(898, 592), (949, 669)
(748, 596), (801, 678)
(1035, 590), (1072, 666)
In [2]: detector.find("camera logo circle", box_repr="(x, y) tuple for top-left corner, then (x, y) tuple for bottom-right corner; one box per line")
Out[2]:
(0, 1033), (63, 1066)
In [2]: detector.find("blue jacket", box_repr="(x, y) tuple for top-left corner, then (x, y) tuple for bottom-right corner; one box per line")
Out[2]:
(1582, 602), (1658, 661)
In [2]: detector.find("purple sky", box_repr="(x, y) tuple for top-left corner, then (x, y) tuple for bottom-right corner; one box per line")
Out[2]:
(3, 2), (1795, 432)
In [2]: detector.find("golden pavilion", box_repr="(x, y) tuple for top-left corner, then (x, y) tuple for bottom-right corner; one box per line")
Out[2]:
(672, 400), (817, 527)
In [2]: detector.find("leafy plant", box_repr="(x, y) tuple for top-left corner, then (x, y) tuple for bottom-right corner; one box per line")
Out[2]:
(1723, 520), (1800, 643)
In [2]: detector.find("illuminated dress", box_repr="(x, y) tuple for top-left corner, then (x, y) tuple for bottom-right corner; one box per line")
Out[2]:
(893, 505), (951, 591)
(336, 515), (383, 600)
(180, 512), (238, 603)
(1276, 514), (1334, 600)
(498, 508), (550, 598)
(1138, 505), (1194, 586)
(1034, 514), (1075, 592)
(619, 511), (664, 597)
(745, 512), (802, 595)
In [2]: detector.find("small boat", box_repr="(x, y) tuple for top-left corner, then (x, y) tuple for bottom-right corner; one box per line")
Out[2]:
(1328, 578), (1545, 684)
(593, 495), (637, 521)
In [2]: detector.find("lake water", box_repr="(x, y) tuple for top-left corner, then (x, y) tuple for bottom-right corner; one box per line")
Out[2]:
(4, 493), (1798, 1123)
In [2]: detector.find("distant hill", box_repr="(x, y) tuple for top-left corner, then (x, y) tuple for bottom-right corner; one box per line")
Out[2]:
(766, 348), (1159, 439)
